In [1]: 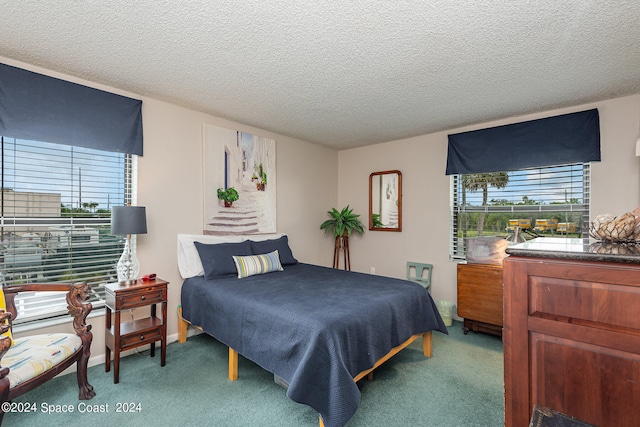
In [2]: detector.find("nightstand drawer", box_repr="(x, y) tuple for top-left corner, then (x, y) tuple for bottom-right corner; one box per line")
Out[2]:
(120, 326), (163, 350)
(117, 289), (165, 309)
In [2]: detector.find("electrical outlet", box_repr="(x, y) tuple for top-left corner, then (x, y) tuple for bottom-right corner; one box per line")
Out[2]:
(370, 267), (376, 275)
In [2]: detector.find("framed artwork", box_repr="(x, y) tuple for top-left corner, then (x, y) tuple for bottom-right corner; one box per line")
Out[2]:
(202, 124), (276, 235)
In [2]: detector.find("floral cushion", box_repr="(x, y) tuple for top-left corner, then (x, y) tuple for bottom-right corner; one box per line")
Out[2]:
(0, 288), (13, 345)
(1, 333), (82, 388)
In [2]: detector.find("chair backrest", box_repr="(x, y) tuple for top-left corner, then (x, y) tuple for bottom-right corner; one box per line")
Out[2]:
(406, 262), (432, 293)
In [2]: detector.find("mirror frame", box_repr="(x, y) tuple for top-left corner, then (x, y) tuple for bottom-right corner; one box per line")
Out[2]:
(369, 170), (402, 232)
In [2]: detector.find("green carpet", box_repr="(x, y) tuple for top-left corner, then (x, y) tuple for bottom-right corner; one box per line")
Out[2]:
(4, 320), (504, 426)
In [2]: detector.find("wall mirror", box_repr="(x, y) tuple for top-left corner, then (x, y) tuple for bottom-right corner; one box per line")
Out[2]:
(369, 170), (402, 231)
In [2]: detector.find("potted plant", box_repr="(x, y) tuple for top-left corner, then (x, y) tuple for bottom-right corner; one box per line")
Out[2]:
(217, 187), (239, 207)
(320, 205), (365, 238)
(321, 205), (364, 270)
(255, 163), (267, 191)
(257, 171), (267, 191)
(371, 213), (384, 228)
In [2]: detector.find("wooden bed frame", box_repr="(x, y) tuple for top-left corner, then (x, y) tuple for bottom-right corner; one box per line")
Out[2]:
(178, 306), (433, 426)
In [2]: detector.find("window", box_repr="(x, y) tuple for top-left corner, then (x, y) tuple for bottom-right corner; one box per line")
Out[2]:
(451, 163), (590, 259)
(1, 136), (135, 323)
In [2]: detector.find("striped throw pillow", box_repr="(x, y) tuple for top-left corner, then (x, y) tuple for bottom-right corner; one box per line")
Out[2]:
(232, 250), (284, 279)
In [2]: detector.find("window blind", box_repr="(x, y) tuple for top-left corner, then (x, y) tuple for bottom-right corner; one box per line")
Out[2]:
(1, 137), (134, 323)
(451, 163), (590, 259)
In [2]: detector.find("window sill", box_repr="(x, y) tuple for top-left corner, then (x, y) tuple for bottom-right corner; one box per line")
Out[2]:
(12, 309), (105, 335)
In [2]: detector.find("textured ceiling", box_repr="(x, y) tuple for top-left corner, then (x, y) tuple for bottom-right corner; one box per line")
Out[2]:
(1, 1), (640, 149)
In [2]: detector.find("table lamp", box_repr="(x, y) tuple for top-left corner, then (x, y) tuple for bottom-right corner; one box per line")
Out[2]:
(111, 206), (147, 284)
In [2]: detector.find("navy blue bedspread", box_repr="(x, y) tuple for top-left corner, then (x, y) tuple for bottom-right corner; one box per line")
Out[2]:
(181, 263), (448, 427)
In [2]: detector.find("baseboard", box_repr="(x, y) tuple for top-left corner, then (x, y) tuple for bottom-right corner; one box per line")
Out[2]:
(56, 329), (202, 377)
(88, 331), (196, 368)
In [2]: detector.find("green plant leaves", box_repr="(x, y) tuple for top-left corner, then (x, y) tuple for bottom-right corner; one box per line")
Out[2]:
(217, 187), (239, 203)
(320, 205), (364, 238)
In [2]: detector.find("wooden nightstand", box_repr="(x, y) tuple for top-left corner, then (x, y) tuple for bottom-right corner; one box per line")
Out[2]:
(104, 278), (168, 384)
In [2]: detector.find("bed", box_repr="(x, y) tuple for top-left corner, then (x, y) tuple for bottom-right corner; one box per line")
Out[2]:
(177, 234), (448, 427)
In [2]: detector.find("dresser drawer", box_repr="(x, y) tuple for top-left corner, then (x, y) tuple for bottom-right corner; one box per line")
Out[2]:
(529, 271), (640, 329)
(117, 289), (165, 310)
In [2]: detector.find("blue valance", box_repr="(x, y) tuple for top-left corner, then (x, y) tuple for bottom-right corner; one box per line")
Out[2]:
(0, 62), (143, 156)
(445, 109), (600, 175)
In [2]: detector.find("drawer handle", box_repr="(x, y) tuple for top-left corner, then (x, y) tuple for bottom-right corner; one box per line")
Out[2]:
(140, 335), (145, 340)
(141, 296), (146, 300)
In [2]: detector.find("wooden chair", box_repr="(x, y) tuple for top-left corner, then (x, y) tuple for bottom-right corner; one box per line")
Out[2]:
(406, 262), (433, 293)
(0, 283), (95, 423)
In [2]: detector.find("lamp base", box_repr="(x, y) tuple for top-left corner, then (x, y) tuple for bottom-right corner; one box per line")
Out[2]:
(116, 236), (140, 285)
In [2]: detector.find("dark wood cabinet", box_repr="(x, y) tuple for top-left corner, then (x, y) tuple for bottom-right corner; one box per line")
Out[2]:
(503, 255), (640, 427)
(456, 263), (503, 336)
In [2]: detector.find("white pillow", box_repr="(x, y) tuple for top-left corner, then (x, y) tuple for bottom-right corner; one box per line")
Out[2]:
(244, 233), (285, 242)
(176, 233), (286, 279)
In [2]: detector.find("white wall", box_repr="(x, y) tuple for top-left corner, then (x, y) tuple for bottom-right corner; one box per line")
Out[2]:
(338, 94), (640, 312)
(2, 57), (339, 364)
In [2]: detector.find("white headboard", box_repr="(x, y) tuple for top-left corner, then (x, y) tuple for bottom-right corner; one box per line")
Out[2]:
(177, 233), (285, 279)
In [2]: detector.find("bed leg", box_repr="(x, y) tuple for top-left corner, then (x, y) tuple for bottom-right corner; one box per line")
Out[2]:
(229, 347), (238, 381)
(178, 306), (188, 343)
(422, 331), (433, 357)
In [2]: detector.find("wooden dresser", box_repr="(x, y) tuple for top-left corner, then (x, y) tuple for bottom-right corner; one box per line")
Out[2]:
(456, 263), (503, 336)
(503, 238), (640, 427)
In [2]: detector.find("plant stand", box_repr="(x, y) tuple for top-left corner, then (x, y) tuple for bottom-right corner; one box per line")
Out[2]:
(333, 235), (350, 270)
